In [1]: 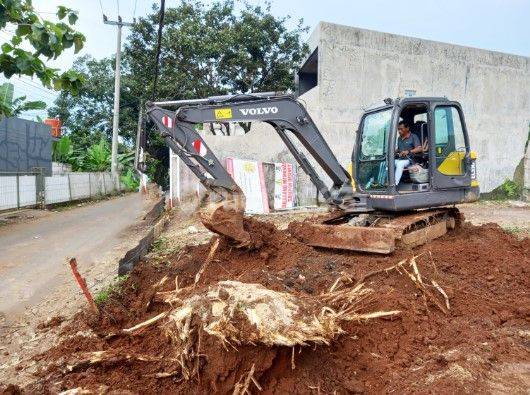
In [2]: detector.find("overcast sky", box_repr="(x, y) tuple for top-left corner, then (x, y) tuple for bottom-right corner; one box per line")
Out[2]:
(2, 0), (529, 119)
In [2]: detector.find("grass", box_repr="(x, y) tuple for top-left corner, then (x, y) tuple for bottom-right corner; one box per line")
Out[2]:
(151, 236), (169, 253)
(94, 275), (129, 305)
(502, 225), (529, 235)
(481, 179), (523, 201)
(502, 225), (529, 240)
(149, 235), (182, 260)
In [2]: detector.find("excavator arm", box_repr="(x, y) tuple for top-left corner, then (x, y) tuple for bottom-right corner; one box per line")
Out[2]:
(142, 92), (355, 247)
(145, 93), (353, 203)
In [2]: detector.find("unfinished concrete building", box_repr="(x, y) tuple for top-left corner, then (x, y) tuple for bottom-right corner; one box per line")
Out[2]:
(170, 22), (530, 205)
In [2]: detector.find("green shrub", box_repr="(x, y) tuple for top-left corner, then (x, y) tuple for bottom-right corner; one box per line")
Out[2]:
(120, 168), (140, 191)
(500, 179), (522, 199)
(483, 179), (523, 200)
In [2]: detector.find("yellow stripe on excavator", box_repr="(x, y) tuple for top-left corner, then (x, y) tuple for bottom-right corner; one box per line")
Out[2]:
(348, 162), (356, 188)
(437, 151), (465, 176)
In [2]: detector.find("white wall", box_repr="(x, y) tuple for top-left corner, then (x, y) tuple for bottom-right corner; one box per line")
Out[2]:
(0, 172), (124, 211)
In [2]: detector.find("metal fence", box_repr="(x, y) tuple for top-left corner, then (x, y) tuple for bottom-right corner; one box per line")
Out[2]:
(0, 171), (123, 211)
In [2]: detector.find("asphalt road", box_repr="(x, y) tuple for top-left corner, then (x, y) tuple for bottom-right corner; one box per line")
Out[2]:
(0, 193), (150, 316)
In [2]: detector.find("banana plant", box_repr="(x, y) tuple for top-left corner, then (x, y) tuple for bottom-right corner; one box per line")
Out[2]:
(81, 139), (111, 171)
(0, 82), (46, 118)
(52, 135), (73, 163)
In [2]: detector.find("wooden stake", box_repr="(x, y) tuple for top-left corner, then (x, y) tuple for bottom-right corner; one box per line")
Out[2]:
(68, 257), (98, 315)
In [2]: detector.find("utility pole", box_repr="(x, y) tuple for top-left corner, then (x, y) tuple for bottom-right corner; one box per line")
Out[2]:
(103, 15), (134, 177)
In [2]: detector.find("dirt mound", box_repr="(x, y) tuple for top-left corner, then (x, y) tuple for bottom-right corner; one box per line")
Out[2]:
(21, 219), (530, 394)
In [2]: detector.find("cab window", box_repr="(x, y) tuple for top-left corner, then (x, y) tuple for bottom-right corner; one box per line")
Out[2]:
(357, 109), (392, 190)
(434, 106), (467, 175)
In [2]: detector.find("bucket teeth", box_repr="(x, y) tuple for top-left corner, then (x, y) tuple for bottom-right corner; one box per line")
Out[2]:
(199, 200), (252, 248)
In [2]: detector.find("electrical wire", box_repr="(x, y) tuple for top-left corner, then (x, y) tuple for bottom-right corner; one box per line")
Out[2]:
(151, 0), (165, 100)
(98, 0), (105, 16)
(9, 76), (58, 97)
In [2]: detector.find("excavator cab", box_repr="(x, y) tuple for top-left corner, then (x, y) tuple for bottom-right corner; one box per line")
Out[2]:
(353, 97), (479, 212)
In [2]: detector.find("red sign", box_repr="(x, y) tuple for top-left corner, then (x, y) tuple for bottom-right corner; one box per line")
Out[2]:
(44, 118), (61, 138)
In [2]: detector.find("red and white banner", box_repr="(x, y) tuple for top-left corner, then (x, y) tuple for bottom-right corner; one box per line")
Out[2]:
(162, 115), (174, 128)
(274, 162), (295, 210)
(193, 139), (207, 157)
(226, 157), (269, 214)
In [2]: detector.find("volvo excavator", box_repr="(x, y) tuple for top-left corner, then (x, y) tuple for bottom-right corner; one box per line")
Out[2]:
(139, 92), (479, 254)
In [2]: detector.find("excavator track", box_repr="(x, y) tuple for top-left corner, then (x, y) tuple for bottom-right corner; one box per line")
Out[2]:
(289, 208), (463, 254)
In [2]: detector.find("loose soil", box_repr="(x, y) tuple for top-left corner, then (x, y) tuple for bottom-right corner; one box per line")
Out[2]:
(5, 215), (530, 394)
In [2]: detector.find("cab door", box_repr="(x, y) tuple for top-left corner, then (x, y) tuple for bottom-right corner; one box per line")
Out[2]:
(430, 102), (472, 189)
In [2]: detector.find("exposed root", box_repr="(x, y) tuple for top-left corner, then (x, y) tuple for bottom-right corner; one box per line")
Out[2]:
(394, 256), (450, 315)
(121, 311), (169, 335)
(194, 237), (220, 285)
(64, 351), (165, 373)
(432, 280), (450, 310)
(233, 363), (261, 395)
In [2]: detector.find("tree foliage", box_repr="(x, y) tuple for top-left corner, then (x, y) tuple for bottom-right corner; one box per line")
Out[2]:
(124, 0), (308, 101)
(0, 0), (85, 89)
(48, 0), (309, 187)
(0, 0), (85, 117)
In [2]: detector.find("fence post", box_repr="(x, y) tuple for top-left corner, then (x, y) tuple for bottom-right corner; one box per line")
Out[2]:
(67, 173), (72, 202)
(16, 174), (20, 209)
(35, 169), (45, 208)
(88, 173), (92, 197)
(102, 173), (107, 195)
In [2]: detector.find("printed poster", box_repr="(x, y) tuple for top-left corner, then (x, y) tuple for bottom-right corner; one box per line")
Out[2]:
(226, 157), (269, 214)
(274, 162), (295, 210)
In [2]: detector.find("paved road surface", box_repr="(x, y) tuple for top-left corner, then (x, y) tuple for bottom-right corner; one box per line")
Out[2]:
(0, 193), (151, 316)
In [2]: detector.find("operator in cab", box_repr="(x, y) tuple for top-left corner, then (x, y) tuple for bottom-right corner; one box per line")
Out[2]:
(395, 121), (422, 185)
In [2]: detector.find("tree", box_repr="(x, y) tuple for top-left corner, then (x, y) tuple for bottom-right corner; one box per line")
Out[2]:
(48, 0), (309, 187)
(0, 0), (85, 117)
(124, 0), (307, 104)
(48, 55), (124, 149)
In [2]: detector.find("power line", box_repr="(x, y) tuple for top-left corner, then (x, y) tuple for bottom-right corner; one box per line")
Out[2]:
(98, 0), (105, 15)
(9, 77), (58, 97)
(6, 82), (57, 100)
(151, 0), (166, 100)
(4, 82), (59, 103)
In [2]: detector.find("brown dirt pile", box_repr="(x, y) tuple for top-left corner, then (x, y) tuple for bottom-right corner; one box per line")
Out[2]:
(16, 218), (530, 394)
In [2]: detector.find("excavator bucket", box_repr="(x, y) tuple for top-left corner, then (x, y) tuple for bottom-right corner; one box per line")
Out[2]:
(289, 209), (461, 254)
(199, 198), (253, 248)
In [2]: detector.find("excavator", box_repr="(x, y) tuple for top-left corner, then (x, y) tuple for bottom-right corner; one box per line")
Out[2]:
(139, 92), (479, 254)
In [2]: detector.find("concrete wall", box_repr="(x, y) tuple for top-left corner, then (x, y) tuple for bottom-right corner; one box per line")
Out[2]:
(305, 22), (530, 192)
